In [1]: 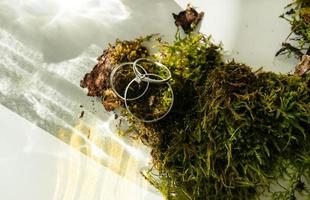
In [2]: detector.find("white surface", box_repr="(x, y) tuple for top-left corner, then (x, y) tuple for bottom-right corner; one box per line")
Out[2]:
(0, 1), (182, 199)
(0, 104), (161, 200)
(176, 0), (295, 73)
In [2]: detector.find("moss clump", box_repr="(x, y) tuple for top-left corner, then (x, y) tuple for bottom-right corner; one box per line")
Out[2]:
(81, 7), (310, 200)
(133, 35), (310, 199)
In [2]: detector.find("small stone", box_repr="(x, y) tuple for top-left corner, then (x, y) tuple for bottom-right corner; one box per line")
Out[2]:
(294, 55), (310, 76)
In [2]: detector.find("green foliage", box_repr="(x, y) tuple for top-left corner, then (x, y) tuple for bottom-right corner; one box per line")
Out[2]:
(124, 34), (310, 199)
(82, 3), (310, 200)
(277, 0), (310, 58)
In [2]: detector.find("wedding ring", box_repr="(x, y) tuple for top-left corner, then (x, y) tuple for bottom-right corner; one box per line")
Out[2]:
(110, 62), (149, 101)
(110, 59), (174, 123)
(124, 73), (174, 123)
(133, 58), (172, 83)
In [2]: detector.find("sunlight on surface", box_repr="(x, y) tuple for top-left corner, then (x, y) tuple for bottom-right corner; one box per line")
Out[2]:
(58, 0), (84, 13)
(96, 116), (147, 162)
(9, 0), (130, 27)
(56, 120), (154, 199)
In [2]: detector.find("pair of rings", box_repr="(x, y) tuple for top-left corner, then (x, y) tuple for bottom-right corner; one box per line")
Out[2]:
(110, 58), (174, 123)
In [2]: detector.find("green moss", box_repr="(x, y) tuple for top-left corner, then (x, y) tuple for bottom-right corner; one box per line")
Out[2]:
(124, 35), (310, 199)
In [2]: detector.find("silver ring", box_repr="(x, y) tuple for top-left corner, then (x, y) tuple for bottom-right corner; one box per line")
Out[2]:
(133, 58), (172, 83)
(110, 62), (149, 101)
(124, 73), (174, 123)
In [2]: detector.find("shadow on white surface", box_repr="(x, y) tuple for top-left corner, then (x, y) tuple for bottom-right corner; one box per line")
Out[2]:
(0, 0), (180, 62)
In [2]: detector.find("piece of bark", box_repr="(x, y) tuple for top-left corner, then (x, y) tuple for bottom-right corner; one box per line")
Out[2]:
(80, 51), (112, 97)
(80, 40), (148, 97)
(172, 5), (204, 34)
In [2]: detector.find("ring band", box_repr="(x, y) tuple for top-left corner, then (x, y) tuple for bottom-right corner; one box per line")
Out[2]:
(110, 60), (174, 123)
(124, 73), (174, 123)
(110, 62), (149, 101)
(133, 58), (172, 83)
